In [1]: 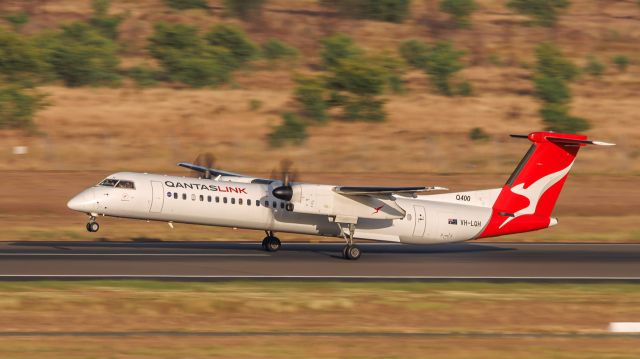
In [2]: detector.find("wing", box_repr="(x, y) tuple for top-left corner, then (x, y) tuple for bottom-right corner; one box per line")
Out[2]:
(333, 186), (448, 196)
(178, 162), (248, 178)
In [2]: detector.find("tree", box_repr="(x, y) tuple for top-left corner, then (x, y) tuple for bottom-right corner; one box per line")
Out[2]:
(163, 0), (208, 10)
(534, 42), (579, 81)
(268, 112), (308, 147)
(440, 0), (478, 28)
(320, 33), (362, 69)
(507, 0), (570, 27)
(261, 38), (299, 61)
(204, 24), (259, 68)
(321, 0), (411, 23)
(423, 41), (465, 95)
(148, 23), (234, 87)
(534, 74), (570, 104)
(612, 55), (629, 72)
(294, 76), (328, 123)
(399, 39), (431, 69)
(36, 22), (120, 87)
(0, 28), (48, 84)
(540, 104), (590, 133)
(0, 85), (46, 130)
(223, 0), (266, 20)
(89, 0), (125, 40)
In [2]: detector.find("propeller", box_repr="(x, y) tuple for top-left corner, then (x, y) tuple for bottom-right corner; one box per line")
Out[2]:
(193, 152), (215, 179)
(271, 159), (297, 203)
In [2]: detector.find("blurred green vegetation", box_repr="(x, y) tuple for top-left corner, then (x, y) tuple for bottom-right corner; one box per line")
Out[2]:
(163, 0), (209, 10)
(3, 11), (29, 32)
(320, 0), (411, 23)
(532, 43), (589, 133)
(440, 0), (478, 28)
(584, 55), (605, 78)
(89, 0), (125, 40)
(224, 0), (266, 20)
(400, 39), (469, 96)
(507, 0), (570, 27)
(612, 55), (630, 72)
(0, 85), (46, 130)
(262, 38), (299, 62)
(268, 112), (308, 147)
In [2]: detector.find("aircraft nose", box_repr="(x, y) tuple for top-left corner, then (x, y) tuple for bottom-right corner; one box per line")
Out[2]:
(67, 189), (96, 212)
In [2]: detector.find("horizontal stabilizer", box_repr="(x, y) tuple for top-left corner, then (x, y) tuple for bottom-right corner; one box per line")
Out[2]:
(510, 133), (615, 146)
(178, 162), (245, 178)
(334, 186), (448, 196)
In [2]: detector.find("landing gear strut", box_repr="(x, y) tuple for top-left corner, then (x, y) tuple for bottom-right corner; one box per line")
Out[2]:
(86, 216), (99, 233)
(262, 231), (281, 252)
(338, 223), (361, 260)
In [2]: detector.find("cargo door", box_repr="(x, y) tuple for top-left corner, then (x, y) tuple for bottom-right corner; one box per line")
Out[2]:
(412, 205), (426, 237)
(149, 181), (164, 213)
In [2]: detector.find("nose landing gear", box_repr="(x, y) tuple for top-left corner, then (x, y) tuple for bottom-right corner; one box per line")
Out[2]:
(338, 223), (361, 260)
(86, 216), (99, 233)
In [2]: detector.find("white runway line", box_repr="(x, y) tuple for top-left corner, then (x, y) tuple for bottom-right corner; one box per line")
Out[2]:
(0, 253), (269, 257)
(609, 323), (640, 333)
(0, 275), (638, 280)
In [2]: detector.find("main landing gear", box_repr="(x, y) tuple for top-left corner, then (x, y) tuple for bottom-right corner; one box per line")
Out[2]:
(262, 231), (281, 252)
(339, 223), (361, 260)
(86, 216), (99, 233)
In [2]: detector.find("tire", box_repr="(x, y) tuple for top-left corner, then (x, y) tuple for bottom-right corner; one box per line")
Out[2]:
(261, 237), (269, 249)
(267, 237), (281, 252)
(86, 223), (92, 232)
(342, 245), (349, 259)
(347, 246), (361, 260)
(88, 222), (99, 233)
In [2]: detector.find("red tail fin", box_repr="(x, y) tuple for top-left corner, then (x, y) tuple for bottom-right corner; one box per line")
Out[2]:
(479, 132), (613, 238)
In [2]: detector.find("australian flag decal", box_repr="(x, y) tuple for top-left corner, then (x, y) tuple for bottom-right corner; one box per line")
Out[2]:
(448, 218), (458, 225)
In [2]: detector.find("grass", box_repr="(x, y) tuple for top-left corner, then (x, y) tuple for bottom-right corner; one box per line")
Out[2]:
(0, 281), (639, 357)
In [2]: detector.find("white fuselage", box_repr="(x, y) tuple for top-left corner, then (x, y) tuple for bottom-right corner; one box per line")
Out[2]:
(68, 172), (501, 244)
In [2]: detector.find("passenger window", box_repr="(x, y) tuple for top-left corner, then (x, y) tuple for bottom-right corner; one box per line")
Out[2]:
(116, 180), (135, 189)
(216, 196), (220, 203)
(98, 179), (118, 187)
(223, 197), (227, 204)
(191, 194), (196, 201)
(264, 200), (269, 207)
(182, 193), (186, 200)
(207, 195), (211, 202)
(272, 201), (277, 209)
(173, 192), (178, 199)
(231, 198), (235, 204)
(280, 202), (285, 209)
(239, 198), (243, 205)
(256, 200), (260, 206)
(199, 195), (204, 202)
(247, 199), (251, 206)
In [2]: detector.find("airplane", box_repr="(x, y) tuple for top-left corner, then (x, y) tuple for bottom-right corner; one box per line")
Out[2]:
(67, 131), (614, 260)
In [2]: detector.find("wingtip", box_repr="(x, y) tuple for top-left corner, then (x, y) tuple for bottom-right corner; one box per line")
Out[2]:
(591, 141), (616, 146)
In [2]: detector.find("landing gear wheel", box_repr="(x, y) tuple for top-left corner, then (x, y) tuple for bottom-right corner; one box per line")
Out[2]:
(86, 222), (99, 233)
(261, 237), (269, 249)
(265, 237), (281, 252)
(344, 245), (361, 260)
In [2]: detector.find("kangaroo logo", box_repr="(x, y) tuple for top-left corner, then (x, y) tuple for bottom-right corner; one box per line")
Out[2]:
(372, 205), (384, 214)
(499, 161), (574, 229)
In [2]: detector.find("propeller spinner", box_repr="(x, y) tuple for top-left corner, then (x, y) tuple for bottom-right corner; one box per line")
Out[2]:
(271, 159), (297, 204)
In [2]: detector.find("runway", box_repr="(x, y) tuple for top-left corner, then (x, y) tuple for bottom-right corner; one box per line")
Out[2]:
(0, 241), (638, 281)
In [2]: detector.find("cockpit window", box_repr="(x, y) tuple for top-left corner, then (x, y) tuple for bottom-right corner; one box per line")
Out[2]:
(116, 180), (135, 189)
(99, 179), (118, 187)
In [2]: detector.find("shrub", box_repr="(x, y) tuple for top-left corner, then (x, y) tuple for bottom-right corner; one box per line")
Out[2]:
(248, 99), (262, 111)
(0, 85), (46, 130)
(268, 112), (308, 147)
(534, 74), (570, 104)
(164, 0), (208, 10)
(294, 76), (328, 123)
(223, 0), (266, 20)
(321, 0), (411, 23)
(456, 80), (473, 96)
(540, 104), (590, 133)
(4, 11), (29, 32)
(327, 58), (387, 97)
(127, 65), (159, 87)
(148, 23), (234, 87)
(261, 38), (299, 61)
(506, 0), (570, 27)
(584, 55), (605, 77)
(423, 41), (465, 96)
(469, 127), (490, 141)
(204, 24), (259, 68)
(89, 0), (125, 40)
(343, 96), (386, 122)
(534, 42), (578, 81)
(0, 28), (48, 84)
(399, 39), (431, 69)
(36, 22), (120, 87)
(320, 33), (362, 69)
(612, 55), (629, 72)
(440, 0), (478, 28)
